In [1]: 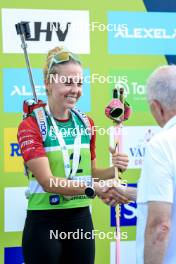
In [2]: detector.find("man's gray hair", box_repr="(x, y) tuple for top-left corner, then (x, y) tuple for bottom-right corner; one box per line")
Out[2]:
(147, 65), (176, 110)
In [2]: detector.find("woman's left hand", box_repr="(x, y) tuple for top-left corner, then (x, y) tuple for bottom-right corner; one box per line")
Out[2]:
(109, 146), (129, 172)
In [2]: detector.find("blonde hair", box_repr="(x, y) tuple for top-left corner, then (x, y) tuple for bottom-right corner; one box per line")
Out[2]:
(43, 46), (81, 82)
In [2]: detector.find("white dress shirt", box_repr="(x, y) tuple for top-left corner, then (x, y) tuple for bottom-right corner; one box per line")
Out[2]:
(136, 115), (176, 264)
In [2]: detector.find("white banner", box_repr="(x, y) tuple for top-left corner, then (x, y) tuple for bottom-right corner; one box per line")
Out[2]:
(1, 8), (90, 54)
(4, 187), (27, 232)
(109, 126), (161, 169)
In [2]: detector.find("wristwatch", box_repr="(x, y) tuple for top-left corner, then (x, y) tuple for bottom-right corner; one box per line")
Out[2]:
(85, 181), (96, 198)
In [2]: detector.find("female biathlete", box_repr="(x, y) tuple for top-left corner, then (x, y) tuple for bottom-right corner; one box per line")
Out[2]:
(17, 47), (129, 264)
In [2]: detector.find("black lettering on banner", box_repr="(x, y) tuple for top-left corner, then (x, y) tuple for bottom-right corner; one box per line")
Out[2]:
(26, 22), (71, 41)
(70, 153), (83, 174)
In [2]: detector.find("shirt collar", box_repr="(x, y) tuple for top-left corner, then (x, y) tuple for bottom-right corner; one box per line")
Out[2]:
(163, 115), (176, 130)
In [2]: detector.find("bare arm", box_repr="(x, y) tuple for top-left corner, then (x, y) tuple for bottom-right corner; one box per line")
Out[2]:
(144, 202), (171, 264)
(91, 150), (129, 181)
(91, 159), (115, 181)
(121, 186), (137, 201)
(27, 157), (105, 196)
(27, 157), (88, 195)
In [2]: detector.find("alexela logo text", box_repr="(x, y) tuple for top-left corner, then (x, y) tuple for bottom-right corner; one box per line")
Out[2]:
(11, 85), (46, 96)
(108, 12), (176, 54)
(114, 24), (176, 39)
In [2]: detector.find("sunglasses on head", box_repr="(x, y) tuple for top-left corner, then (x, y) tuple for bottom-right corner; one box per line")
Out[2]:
(47, 50), (81, 80)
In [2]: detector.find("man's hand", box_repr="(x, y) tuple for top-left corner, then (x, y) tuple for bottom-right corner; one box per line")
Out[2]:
(101, 187), (129, 206)
(109, 146), (129, 172)
(94, 179), (129, 206)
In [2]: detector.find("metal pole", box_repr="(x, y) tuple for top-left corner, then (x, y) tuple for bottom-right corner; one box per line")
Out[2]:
(15, 22), (38, 102)
(105, 87), (132, 264)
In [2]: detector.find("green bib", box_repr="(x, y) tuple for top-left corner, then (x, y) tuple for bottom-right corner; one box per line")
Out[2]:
(27, 111), (92, 210)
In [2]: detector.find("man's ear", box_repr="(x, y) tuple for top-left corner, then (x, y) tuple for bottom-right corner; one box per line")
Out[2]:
(153, 100), (164, 116)
(151, 99), (165, 127)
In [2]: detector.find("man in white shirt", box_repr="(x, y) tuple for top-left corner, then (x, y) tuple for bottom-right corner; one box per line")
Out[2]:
(136, 65), (176, 264)
(102, 65), (176, 263)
